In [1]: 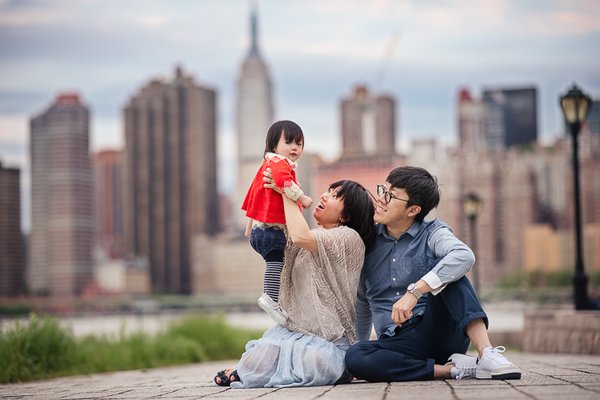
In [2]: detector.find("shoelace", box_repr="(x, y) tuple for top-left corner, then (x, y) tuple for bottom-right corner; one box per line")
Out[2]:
(453, 364), (477, 380)
(482, 346), (511, 365)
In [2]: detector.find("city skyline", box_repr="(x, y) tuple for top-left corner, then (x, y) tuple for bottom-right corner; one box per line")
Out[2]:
(1, 0), (599, 232)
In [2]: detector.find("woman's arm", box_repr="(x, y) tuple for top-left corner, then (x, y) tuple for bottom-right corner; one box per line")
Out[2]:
(282, 195), (317, 254)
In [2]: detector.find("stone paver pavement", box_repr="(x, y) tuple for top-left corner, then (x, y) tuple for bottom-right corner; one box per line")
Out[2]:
(1, 352), (599, 399)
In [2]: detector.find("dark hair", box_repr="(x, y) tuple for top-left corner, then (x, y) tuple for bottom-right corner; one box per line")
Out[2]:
(386, 166), (440, 222)
(264, 120), (304, 157)
(329, 180), (376, 250)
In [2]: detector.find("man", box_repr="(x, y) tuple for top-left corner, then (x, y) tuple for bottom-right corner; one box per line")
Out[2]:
(345, 166), (521, 381)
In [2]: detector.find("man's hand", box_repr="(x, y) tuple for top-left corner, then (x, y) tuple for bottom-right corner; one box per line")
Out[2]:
(391, 293), (418, 325)
(262, 168), (282, 193)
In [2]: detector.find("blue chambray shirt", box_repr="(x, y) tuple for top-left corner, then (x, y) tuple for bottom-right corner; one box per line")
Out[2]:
(355, 219), (475, 341)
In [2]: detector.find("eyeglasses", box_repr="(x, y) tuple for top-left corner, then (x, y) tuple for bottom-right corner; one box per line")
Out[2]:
(376, 185), (409, 205)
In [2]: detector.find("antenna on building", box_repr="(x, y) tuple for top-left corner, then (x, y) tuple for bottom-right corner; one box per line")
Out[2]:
(249, 0), (260, 57)
(372, 31), (401, 90)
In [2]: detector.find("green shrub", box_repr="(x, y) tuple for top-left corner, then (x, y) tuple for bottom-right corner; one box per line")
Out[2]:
(0, 315), (76, 382)
(590, 271), (600, 286)
(0, 313), (262, 384)
(497, 270), (527, 289)
(152, 335), (207, 365)
(73, 333), (156, 373)
(162, 314), (259, 360)
(497, 269), (576, 289)
(546, 270), (573, 287)
(0, 305), (33, 316)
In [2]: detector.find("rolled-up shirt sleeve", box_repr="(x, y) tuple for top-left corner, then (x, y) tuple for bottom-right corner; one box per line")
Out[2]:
(421, 227), (475, 295)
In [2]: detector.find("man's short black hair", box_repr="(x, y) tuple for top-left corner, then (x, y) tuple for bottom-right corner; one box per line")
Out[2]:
(386, 166), (440, 222)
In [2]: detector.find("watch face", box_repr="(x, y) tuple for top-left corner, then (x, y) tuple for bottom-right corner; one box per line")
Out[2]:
(407, 283), (421, 299)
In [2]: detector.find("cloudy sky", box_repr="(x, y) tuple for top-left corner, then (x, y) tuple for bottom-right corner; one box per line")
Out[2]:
(1, 0), (599, 229)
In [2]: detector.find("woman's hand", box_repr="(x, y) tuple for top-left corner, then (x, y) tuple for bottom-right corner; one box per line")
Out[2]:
(262, 168), (282, 194)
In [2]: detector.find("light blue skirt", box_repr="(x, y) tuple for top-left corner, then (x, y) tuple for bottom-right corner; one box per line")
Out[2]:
(230, 325), (350, 388)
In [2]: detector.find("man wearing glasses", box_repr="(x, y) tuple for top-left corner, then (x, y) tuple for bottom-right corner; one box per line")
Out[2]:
(345, 166), (521, 381)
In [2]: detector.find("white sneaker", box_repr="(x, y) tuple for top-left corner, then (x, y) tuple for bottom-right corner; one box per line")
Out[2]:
(258, 293), (288, 325)
(446, 353), (477, 380)
(476, 346), (521, 380)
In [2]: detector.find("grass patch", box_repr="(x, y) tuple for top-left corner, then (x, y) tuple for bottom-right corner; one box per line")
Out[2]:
(0, 313), (262, 383)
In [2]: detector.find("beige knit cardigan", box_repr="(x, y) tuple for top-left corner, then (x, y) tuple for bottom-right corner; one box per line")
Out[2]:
(280, 225), (365, 344)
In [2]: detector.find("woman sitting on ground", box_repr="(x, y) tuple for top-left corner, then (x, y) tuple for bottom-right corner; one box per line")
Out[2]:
(214, 179), (375, 388)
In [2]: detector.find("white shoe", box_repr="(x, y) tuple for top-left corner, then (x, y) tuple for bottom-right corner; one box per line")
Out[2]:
(258, 293), (288, 325)
(446, 353), (477, 380)
(476, 346), (521, 380)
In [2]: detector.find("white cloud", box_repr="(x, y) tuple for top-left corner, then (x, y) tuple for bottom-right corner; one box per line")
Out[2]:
(0, 115), (28, 149)
(135, 13), (169, 29)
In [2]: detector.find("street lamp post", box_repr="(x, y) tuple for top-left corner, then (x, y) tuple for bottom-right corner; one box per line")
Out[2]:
(462, 192), (482, 294)
(559, 83), (592, 310)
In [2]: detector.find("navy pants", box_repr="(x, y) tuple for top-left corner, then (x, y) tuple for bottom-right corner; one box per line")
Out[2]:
(345, 277), (488, 382)
(250, 226), (287, 302)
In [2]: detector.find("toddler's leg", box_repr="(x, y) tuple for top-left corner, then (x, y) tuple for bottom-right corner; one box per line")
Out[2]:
(263, 250), (284, 302)
(258, 249), (288, 325)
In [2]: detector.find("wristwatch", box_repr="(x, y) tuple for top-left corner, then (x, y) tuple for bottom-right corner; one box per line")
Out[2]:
(407, 283), (422, 300)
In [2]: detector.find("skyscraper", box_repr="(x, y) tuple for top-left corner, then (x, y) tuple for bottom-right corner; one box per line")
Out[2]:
(457, 88), (486, 154)
(587, 99), (600, 135)
(0, 161), (24, 297)
(29, 93), (94, 296)
(123, 66), (218, 294)
(235, 4), (275, 231)
(94, 149), (124, 259)
(482, 87), (538, 150)
(314, 85), (402, 211)
(340, 85), (396, 157)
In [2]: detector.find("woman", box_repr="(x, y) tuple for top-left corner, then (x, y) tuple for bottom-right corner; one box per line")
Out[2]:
(215, 179), (375, 388)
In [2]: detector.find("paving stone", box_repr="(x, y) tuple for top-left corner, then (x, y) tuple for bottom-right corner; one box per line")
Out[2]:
(1, 353), (599, 400)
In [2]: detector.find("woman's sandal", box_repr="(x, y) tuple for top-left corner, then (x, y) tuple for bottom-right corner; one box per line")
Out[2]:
(214, 369), (240, 386)
(214, 370), (230, 386)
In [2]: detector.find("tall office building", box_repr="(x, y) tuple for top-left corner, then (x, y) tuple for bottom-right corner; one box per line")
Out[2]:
(94, 149), (124, 259)
(340, 85), (396, 157)
(314, 85), (402, 212)
(123, 66), (218, 294)
(235, 4), (275, 231)
(457, 88), (486, 154)
(29, 93), (94, 296)
(482, 87), (537, 150)
(0, 161), (24, 296)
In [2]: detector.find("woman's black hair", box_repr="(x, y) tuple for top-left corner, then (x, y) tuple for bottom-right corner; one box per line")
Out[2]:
(329, 180), (376, 250)
(264, 120), (304, 158)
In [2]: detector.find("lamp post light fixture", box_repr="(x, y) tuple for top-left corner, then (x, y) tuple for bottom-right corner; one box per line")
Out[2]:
(462, 192), (482, 294)
(560, 83), (592, 310)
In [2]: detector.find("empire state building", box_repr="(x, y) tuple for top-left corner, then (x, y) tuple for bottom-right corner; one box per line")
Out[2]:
(235, 4), (275, 230)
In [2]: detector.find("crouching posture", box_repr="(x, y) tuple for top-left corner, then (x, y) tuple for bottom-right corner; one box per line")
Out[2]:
(345, 166), (521, 381)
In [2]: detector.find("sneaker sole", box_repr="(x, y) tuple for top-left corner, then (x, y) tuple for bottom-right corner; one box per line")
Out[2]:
(476, 369), (522, 380)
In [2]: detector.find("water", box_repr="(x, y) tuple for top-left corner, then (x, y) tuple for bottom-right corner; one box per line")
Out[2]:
(0, 311), (276, 338)
(1, 304), (523, 338)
